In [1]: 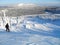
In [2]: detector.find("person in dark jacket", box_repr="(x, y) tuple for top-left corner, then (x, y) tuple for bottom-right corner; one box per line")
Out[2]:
(5, 23), (10, 32)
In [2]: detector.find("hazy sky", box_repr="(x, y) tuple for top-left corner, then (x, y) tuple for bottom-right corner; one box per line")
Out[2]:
(0, 0), (60, 6)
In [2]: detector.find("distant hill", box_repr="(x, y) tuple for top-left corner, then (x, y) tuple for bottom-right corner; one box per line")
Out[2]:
(0, 4), (60, 16)
(44, 7), (60, 14)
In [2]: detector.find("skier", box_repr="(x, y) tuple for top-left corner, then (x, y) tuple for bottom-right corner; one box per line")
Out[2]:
(5, 23), (10, 32)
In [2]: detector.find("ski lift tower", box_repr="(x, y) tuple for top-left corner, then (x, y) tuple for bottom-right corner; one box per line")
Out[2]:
(2, 9), (8, 17)
(1, 9), (8, 26)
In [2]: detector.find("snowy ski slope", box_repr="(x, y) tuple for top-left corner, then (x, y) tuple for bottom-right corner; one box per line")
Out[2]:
(0, 14), (60, 45)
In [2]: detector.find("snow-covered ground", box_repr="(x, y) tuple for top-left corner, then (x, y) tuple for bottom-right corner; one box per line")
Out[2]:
(0, 14), (60, 45)
(0, 31), (60, 45)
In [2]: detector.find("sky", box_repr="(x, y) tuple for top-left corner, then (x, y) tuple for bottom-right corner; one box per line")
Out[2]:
(0, 0), (60, 6)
